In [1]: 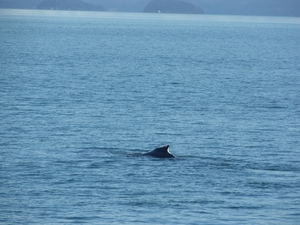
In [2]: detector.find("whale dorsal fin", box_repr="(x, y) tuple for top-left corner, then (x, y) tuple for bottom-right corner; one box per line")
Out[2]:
(144, 145), (175, 158)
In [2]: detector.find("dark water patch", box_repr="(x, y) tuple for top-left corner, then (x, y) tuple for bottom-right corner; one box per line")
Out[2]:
(264, 105), (288, 109)
(170, 199), (226, 206)
(224, 205), (263, 211)
(56, 216), (103, 224)
(126, 152), (144, 158)
(54, 159), (92, 166)
(247, 163), (300, 173)
(247, 181), (291, 190)
(88, 162), (103, 169)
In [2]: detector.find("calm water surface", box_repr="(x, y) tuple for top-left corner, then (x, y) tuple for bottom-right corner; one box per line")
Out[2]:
(1, 9), (300, 224)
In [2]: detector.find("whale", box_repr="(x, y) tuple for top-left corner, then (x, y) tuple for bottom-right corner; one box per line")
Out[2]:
(143, 145), (175, 158)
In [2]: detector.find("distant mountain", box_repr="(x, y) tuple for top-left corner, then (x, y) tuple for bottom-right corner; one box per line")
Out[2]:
(79, 0), (300, 16)
(194, 0), (300, 17)
(86, 0), (147, 12)
(37, 0), (105, 11)
(143, 0), (203, 14)
(0, 0), (299, 17)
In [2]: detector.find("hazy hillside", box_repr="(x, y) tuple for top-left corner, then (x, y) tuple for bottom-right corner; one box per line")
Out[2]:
(86, 0), (300, 16)
(143, 0), (203, 14)
(194, 0), (300, 16)
(37, 0), (104, 11)
(0, 0), (299, 17)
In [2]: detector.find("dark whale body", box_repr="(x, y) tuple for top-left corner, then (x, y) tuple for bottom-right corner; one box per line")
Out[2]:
(143, 145), (175, 158)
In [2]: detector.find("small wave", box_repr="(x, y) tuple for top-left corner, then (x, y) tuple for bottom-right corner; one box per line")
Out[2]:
(247, 181), (292, 190)
(248, 164), (300, 172)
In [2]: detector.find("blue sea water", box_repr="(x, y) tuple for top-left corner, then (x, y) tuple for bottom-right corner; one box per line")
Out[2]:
(0, 9), (300, 224)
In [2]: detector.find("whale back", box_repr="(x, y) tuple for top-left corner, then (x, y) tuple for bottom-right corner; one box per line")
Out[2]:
(144, 145), (175, 158)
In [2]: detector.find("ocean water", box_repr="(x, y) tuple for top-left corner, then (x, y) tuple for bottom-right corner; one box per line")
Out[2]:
(1, 9), (300, 224)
